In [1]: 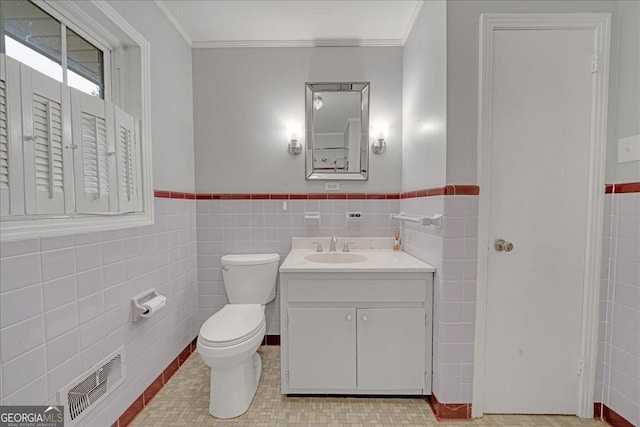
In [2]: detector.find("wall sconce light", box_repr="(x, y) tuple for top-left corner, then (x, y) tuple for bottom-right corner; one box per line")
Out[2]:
(287, 124), (302, 155)
(371, 122), (389, 154)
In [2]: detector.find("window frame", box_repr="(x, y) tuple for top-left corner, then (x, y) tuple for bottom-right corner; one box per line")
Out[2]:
(3, 0), (112, 101)
(0, 0), (154, 242)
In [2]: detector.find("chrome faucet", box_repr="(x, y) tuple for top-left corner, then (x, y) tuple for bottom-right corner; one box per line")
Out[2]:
(330, 236), (337, 252)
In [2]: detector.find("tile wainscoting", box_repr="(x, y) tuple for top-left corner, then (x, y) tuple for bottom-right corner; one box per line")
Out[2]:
(401, 189), (479, 417)
(2, 183), (636, 426)
(0, 197), (198, 427)
(597, 183), (640, 427)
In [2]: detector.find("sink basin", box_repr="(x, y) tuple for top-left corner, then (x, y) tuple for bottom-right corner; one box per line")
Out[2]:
(304, 252), (368, 264)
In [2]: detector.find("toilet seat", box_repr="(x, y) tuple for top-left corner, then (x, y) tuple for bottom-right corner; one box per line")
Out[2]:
(199, 304), (265, 348)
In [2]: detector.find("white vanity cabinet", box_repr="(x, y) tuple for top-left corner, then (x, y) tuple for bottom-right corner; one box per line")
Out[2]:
(280, 272), (433, 395)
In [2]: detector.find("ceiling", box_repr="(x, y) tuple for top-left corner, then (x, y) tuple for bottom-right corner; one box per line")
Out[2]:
(155, 1), (423, 48)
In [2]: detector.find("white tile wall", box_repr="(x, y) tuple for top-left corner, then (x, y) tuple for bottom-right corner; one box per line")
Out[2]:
(597, 192), (640, 426)
(401, 195), (478, 403)
(0, 197), (198, 427)
(1, 189), (635, 423)
(196, 198), (399, 334)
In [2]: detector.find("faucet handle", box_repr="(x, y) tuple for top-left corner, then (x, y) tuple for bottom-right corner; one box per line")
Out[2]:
(343, 241), (356, 252)
(310, 241), (323, 252)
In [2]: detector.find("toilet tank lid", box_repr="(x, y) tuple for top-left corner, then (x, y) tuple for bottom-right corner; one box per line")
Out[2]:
(221, 253), (280, 266)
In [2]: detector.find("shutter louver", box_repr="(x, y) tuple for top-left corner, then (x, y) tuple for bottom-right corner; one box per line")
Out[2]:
(0, 76), (9, 216)
(71, 88), (115, 213)
(33, 94), (64, 196)
(119, 124), (133, 202)
(81, 112), (109, 198)
(2, 55), (26, 217)
(0, 79), (8, 191)
(114, 105), (136, 213)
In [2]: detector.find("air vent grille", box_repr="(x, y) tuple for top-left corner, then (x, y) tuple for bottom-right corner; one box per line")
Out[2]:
(58, 347), (126, 426)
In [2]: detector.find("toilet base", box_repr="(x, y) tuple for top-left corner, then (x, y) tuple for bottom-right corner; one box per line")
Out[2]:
(209, 352), (262, 419)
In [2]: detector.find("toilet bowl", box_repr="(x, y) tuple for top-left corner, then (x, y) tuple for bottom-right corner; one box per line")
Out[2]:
(197, 304), (266, 419)
(197, 253), (279, 419)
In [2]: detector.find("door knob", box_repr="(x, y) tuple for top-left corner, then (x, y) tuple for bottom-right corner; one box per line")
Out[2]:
(495, 239), (514, 252)
(362, 315), (368, 322)
(346, 314), (353, 321)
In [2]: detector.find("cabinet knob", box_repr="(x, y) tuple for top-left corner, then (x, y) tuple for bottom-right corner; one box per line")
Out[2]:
(346, 314), (353, 321)
(362, 315), (368, 322)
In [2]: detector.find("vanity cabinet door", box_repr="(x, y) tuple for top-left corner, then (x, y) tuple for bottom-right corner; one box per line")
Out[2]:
(287, 308), (357, 390)
(356, 308), (426, 391)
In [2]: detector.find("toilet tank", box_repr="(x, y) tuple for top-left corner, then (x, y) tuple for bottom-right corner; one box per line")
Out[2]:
(220, 254), (280, 304)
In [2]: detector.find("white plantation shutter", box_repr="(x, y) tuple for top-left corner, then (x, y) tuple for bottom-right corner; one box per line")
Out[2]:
(20, 64), (74, 215)
(1, 56), (26, 217)
(0, 59), (9, 216)
(1, 53), (150, 240)
(33, 94), (64, 195)
(71, 89), (117, 213)
(134, 119), (143, 211)
(114, 105), (138, 212)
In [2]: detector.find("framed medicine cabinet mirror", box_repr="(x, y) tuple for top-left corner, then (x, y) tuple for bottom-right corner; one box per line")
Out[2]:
(305, 82), (370, 181)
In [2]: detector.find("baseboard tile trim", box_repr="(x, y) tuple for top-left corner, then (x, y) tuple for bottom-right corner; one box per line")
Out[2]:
(427, 393), (472, 420)
(594, 402), (603, 419)
(596, 402), (635, 427)
(262, 334), (281, 345)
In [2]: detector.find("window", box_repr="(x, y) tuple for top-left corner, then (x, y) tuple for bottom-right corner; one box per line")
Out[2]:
(0, 0), (153, 241)
(1, 0), (105, 98)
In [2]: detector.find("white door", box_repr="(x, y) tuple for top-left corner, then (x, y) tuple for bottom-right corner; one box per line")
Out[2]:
(357, 308), (425, 391)
(480, 22), (606, 414)
(287, 308), (356, 390)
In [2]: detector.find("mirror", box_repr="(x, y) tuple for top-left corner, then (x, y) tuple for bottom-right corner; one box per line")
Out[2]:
(305, 82), (369, 180)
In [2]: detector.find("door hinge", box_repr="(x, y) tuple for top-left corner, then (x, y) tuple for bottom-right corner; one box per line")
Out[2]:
(577, 358), (585, 377)
(591, 54), (598, 73)
(285, 314), (288, 327)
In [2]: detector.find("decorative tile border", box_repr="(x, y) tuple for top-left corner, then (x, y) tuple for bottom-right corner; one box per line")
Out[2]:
(155, 182), (640, 199)
(427, 393), (472, 420)
(153, 190), (196, 199)
(605, 181), (640, 194)
(154, 185), (481, 200)
(113, 335), (281, 427)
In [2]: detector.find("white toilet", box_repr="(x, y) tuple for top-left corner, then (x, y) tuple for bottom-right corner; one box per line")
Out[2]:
(197, 253), (280, 419)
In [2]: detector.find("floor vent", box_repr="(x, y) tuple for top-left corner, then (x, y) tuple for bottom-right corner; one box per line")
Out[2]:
(58, 346), (126, 426)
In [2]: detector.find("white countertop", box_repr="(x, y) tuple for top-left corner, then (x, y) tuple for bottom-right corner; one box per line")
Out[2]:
(279, 238), (435, 273)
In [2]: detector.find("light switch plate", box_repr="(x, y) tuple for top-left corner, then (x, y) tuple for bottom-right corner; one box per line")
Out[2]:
(325, 182), (340, 191)
(618, 134), (640, 163)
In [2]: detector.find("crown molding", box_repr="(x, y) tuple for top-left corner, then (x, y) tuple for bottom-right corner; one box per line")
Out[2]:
(400, 0), (424, 45)
(154, 0), (192, 46)
(192, 38), (405, 49)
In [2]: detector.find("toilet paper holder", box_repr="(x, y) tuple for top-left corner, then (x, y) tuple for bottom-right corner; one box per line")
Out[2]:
(131, 288), (167, 322)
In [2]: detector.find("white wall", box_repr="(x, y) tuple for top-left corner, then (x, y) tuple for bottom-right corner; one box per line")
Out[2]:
(108, 1), (196, 193)
(611, 0), (640, 183)
(402, 1), (447, 192)
(192, 47), (403, 193)
(445, 0), (621, 185)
